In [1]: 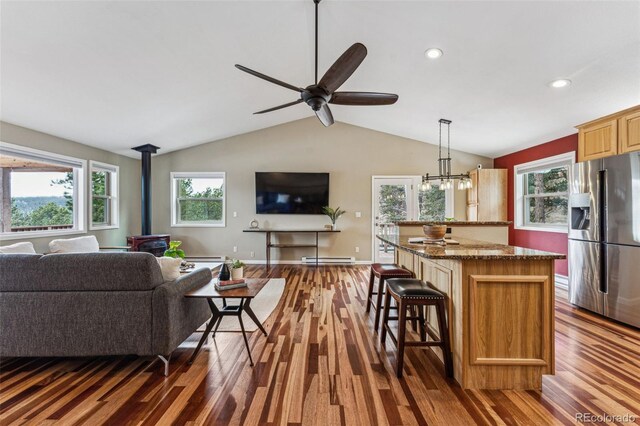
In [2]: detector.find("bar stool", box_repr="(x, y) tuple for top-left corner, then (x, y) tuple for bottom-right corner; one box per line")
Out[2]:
(365, 264), (414, 332)
(380, 277), (453, 379)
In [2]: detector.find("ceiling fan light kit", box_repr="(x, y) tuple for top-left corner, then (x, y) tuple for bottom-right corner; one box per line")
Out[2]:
(420, 119), (472, 192)
(234, 0), (398, 127)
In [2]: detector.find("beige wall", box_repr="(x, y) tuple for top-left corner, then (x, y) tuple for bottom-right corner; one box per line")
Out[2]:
(152, 118), (492, 262)
(0, 121), (141, 253)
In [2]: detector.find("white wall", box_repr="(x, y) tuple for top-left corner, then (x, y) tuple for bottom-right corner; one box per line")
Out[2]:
(0, 121), (141, 253)
(151, 118), (492, 262)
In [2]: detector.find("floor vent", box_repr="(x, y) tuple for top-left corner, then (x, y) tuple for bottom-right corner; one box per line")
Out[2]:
(301, 256), (355, 265)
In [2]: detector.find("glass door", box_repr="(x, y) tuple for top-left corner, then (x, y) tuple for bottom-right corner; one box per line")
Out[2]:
(373, 177), (419, 263)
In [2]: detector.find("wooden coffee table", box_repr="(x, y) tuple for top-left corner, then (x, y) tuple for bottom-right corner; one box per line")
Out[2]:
(185, 278), (269, 366)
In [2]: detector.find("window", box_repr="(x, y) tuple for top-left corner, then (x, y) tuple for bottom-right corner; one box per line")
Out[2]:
(90, 161), (119, 230)
(171, 172), (225, 227)
(0, 142), (86, 239)
(418, 186), (454, 221)
(515, 152), (574, 232)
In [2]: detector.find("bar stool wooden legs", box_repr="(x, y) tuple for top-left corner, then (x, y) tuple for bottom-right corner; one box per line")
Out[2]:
(380, 277), (453, 379)
(365, 264), (414, 332)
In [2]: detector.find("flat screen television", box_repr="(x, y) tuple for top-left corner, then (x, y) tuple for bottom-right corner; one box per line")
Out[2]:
(255, 172), (329, 214)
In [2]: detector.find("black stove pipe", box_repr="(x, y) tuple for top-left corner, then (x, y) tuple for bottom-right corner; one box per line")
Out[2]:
(132, 144), (159, 236)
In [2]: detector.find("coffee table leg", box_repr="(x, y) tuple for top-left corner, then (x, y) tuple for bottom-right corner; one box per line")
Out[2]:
(211, 315), (223, 339)
(244, 298), (268, 336)
(188, 298), (220, 365)
(238, 299), (254, 366)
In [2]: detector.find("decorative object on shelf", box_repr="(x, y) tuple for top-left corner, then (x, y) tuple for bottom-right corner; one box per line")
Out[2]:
(234, 0), (398, 128)
(163, 240), (185, 259)
(214, 278), (248, 291)
(420, 119), (473, 191)
(231, 259), (246, 280)
(249, 219), (259, 229)
(423, 224), (447, 241)
(219, 262), (231, 281)
(322, 206), (346, 230)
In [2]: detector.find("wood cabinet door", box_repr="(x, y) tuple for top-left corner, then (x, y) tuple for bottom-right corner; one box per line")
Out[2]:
(421, 260), (454, 356)
(466, 204), (478, 221)
(467, 170), (478, 205)
(619, 110), (640, 154)
(578, 119), (618, 161)
(476, 169), (507, 221)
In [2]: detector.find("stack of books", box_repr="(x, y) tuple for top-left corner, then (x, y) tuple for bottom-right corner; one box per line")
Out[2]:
(214, 278), (247, 291)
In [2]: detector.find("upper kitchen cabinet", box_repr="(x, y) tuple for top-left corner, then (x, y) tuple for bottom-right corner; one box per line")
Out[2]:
(576, 105), (640, 162)
(466, 168), (507, 222)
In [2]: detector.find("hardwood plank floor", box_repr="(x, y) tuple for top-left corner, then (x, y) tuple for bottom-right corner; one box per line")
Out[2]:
(1, 265), (639, 425)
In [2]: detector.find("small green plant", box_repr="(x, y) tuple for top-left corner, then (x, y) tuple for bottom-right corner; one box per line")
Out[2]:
(230, 259), (245, 269)
(322, 206), (346, 224)
(445, 217), (456, 221)
(164, 241), (185, 259)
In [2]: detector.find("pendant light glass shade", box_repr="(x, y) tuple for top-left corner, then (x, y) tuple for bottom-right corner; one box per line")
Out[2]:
(457, 180), (465, 190)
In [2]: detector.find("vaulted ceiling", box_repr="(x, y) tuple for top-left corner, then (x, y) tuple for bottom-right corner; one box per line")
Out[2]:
(1, 1), (639, 158)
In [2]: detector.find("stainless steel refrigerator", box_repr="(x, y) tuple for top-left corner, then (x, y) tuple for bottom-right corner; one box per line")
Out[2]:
(568, 151), (640, 328)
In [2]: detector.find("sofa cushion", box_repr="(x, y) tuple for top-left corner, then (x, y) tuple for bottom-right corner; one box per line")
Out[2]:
(0, 252), (164, 292)
(0, 242), (36, 254)
(156, 256), (182, 281)
(49, 235), (99, 253)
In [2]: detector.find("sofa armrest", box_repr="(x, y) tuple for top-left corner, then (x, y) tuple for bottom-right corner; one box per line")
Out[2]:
(151, 268), (213, 355)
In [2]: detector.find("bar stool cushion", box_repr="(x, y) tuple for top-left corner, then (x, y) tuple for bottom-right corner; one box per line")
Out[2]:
(371, 263), (413, 276)
(386, 278), (445, 299)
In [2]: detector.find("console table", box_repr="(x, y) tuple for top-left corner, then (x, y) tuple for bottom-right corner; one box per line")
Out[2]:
(243, 229), (340, 268)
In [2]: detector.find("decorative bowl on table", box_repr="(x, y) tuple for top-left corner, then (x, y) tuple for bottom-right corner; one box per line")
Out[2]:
(422, 225), (447, 241)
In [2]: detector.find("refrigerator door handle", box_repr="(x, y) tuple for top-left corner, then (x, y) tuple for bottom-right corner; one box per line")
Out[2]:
(600, 243), (608, 294)
(598, 169), (607, 242)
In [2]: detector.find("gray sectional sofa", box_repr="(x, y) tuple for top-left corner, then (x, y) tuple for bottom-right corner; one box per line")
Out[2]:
(0, 252), (212, 375)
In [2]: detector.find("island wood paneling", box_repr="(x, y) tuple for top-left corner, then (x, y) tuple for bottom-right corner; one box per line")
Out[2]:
(1, 265), (639, 425)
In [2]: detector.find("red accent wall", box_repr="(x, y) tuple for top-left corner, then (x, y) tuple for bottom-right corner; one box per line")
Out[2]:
(493, 134), (578, 276)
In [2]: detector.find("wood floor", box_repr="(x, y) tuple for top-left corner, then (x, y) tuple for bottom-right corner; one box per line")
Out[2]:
(1, 265), (639, 425)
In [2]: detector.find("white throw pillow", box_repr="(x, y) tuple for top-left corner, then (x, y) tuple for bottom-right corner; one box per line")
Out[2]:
(156, 256), (182, 281)
(0, 242), (37, 254)
(49, 235), (100, 253)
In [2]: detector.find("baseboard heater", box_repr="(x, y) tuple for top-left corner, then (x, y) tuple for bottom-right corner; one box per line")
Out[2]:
(187, 256), (227, 262)
(301, 256), (355, 265)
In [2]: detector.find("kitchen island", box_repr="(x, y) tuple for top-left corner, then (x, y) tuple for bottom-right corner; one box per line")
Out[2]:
(377, 234), (565, 390)
(394, 220), (512, 244)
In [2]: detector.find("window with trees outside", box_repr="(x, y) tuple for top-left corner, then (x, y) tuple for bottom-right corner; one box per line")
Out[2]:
(90, 161), (119, 230)
(0, 143), (86, 239)
(171, 172), (225, 227)
(515, 152), (574, 232)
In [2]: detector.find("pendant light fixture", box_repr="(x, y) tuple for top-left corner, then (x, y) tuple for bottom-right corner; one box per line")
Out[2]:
(420, 119), (472, 191)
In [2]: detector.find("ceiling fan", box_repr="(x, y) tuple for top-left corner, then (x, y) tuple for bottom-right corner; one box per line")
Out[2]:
(235, 0), (398, 127)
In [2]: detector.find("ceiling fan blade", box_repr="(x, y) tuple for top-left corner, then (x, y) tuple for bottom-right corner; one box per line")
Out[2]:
(235, 64), (303, 93)
(254, 99), (303, 114)
(318, 43), (367, 94)
(330, 92), (399, 106)
(315, 104), (334, 127)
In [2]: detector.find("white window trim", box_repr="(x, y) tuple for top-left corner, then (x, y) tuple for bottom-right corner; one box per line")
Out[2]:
(170, 172), (226, 228)
(89, 160), (119, 230)
(514, 152), (575, 234)
(0, 142), (86, 240)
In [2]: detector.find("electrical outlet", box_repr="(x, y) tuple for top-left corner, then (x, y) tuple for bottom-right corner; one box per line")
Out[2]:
(250, 251), (255, 258)
(355, 211), (362, 218)
(233, 211), (238, 218)
(355, 246), (360, 253)
(233, 246), (237, 253)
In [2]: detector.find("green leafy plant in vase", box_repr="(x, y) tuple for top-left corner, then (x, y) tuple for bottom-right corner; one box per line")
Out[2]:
(230, 258), (246, 280)
(164, 241), (185, 259)
(322, 206), (346, 230)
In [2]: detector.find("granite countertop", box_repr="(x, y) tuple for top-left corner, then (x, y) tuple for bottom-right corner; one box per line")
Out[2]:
(395, 220), (512, 227)
(377, 234), (565, 260)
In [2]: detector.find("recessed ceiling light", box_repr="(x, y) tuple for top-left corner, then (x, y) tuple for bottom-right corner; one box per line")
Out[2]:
(550, 79), (571, 88)
(425, 48), (443, 59)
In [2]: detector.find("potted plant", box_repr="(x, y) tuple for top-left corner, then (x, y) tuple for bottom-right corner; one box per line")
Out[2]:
(164, 241), (185, 259)
(230, 258), (246, 280)
(322, 206), (346, 230)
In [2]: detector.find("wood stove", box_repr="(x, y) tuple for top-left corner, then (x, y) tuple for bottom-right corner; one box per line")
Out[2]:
(126, 144), (170, 256)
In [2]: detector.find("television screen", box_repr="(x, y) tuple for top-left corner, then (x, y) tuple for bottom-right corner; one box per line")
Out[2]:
(255, 172), (329, 214)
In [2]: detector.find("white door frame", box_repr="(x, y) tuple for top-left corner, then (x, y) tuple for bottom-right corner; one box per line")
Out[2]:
(371, 175), (421, 262)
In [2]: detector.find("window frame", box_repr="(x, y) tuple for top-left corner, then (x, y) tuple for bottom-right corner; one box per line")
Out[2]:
(89, 160), (119, 230)
(514, 152), (575, 233)
(0, 141), (86, 240)
(170, 172), (226, 228)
